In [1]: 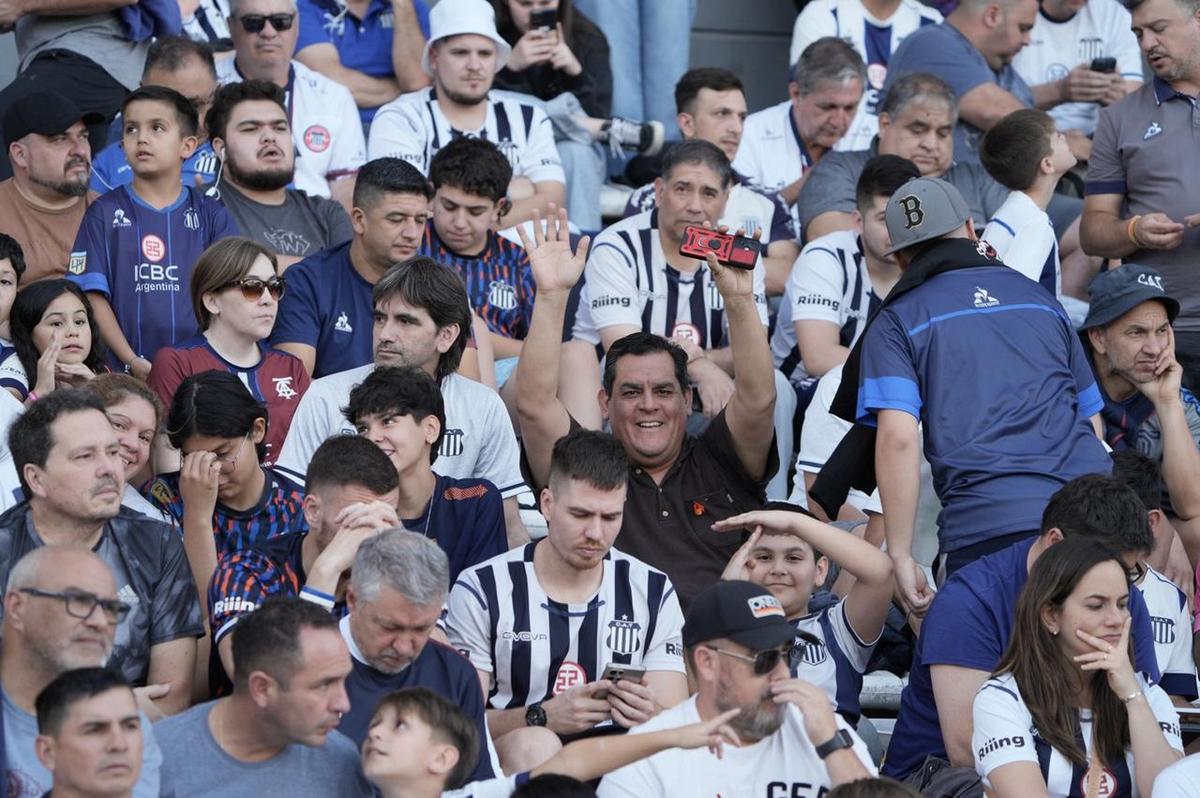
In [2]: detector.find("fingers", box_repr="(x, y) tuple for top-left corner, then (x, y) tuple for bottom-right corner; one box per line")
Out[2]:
(575, 234), (591, 262)
(711, 512), (762, 532)
(516, 215), (534, 250)
(1183, 212), (1200, 228)
(134, 682), (171, 699)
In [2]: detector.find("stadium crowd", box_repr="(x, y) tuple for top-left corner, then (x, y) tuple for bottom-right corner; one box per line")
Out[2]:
(0, 0), (1198, 795)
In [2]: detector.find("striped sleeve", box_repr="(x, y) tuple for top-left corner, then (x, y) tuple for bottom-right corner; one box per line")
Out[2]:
(207, 549), (300, 644)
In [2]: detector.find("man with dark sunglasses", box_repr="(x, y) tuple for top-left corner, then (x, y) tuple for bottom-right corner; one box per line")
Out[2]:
(205, 80), (353, 270)
(0, 546), (164, 797)
(598, 580), (875, 797)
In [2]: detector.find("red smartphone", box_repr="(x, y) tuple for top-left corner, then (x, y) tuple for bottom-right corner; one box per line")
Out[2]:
(679, 225), (759, 270)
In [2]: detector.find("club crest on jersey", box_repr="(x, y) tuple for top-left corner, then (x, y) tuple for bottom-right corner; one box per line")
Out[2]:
(273, 377), (297, 400)
(304, 125), (332, 153)
(605, 616), (643, 656)
(112, 209), (131, 228)
(141, 235), (165, 263)
(747, 595), (785, 619)
(184, 208), (200, 231)
(867, 62), (888, 90)
(973, 287), (999, 308)
(792, 638), (827, 666)
(488, 281), (518, 311)
(439, 428), (465, 458)
(706, 280), (725, 311)
(68, 251), (87, 275)
(553, 661), (586, 695)
(1080, 766), (1117, 798)
(1150, 615), (1176, 644)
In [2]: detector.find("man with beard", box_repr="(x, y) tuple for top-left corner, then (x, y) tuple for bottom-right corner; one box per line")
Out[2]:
(0, 391), (203, 718)
(338, 529), (500, 783)
(2, 546), (163, 797)
(0, 92), (99, 285)
(596, 580), (875, 797)
(206, 80), (353, 270)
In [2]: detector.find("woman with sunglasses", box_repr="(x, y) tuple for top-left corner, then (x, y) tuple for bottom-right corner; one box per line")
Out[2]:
(149, 237), (308, 465)
(0, 280), (108, 404)
(972, 536), (1182, 798)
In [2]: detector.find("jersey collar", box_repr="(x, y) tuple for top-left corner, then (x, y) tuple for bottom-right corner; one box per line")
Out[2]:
(1153, 76), (1196, 105)
(787, 105), (813, 166)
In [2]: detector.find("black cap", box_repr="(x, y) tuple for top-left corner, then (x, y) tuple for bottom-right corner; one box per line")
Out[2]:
(2, 92), (104, 143)
(1081, 264), (1180, 330)
(683, 580), (816, 651)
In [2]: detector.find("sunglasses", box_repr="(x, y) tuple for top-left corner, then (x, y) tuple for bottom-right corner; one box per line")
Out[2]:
(221, 276), (286, 301)
(707, 644), (790, 676)
(238, 13), (295, 33)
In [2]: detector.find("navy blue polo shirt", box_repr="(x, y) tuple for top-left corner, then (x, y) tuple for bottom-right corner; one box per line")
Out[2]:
(857, 265), (1112, 551)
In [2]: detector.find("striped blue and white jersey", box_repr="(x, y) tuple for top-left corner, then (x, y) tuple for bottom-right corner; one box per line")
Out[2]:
(1135, 566), (1198, 699)
(367, 87), (565, 184)
(791, 597), (880, 724)
(572, 209), (768, 347)
(973, 672), (1182, 797)
(445, 543), (686, 717)
(772, 229), (880, 388)
(983, 191), (1060, 298)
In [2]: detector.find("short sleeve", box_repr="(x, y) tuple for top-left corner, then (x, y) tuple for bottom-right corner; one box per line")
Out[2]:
(1067, 330), (1104, 418)
(296, 0), (334, 52)
(208, 198), (241, 241)
(327, 85), (367, 178)
(991, 217), (1055, 286)
(1130, 586), (1163, 682)
(797, 157), (857, 229)
(148, 526), (205, 644)
(1153, 758), (1200, 798)
(1085, 106), (1126, 196)
(797, 367), (851, 474)
(790, 0), (837, 67)
(790, 243), (850, 325)
(517, 107), (565, 184)
(472, 389), (526, 497)
(1144, 682), (1184, 752)
(367, 100), (430, 167)
(273, 384), (335, 483)
(921, 580), (1009, 671)
(147, 348), (191, 412)
(641, 584), (686, 673)
(321, 200), (355, 247)
(270, 262), (323, 347)
(207, 549), (299, 643)
(68, 203), (114, 297)
(445, 572), (496, 675)
(623, 184), (655, 218)
(891, 29), (996, 108)
(857, 308), (922, 422)
(595, 750), (666, 798)
(0, 351), (29, 398)
(584, 237), (642, 332)
(971, 680), (1037, 781)
(764, 191), (796, 243)
(462, 487), (508, 575)
(826, 599), (878, 672)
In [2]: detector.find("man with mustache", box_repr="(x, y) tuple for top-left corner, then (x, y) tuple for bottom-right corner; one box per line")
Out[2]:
(597, 580), (875, 797)
(2, 546), (163, 797)
(0, 391), (203, 718)
(0, 92), (99, 285)
(206, 80), (353, 270)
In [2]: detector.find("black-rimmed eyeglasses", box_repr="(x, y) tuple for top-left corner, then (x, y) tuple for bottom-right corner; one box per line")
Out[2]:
(20, 587), (131, 623)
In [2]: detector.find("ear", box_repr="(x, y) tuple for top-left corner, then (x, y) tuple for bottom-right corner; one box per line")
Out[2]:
(429, 741), (461, 778)
(251, 416), (268, 445)
(1147, 508), (1167, 537)
(653, 177), (665, 206)
(247, 670), (277, 707)
(877, 112), (892, 134)
(23, 464), (48, 500)
(434, 322), (460, 355)
(982, 3), (1004, 27)
(539, 486), (554, 518)
(813, 555), (831, 589)
(1039, 154), (1055, 176)
(495, 198), (512, 222)
(212, 135), (226, 161)
(1044, 527), (1066, 547)
(691, 644), (720, 683)
(34, 734), (55, 771)
(181, 135), (199, 160)
(201, 291), (221, 318)
(1086, 326), (1107, 355)
(788, 81), (802, 104)
(420, 413), (442, 448)
(677, 112), (695, 139)
(597, 387), (611, 421)
(351, 207), (367, 236)
(301, 493), (322, 529)
(1040, 603), (1061, 636)
(346, 584), (359, 614)
(8, 141), (25, 170)
(4, 589), (26, 632)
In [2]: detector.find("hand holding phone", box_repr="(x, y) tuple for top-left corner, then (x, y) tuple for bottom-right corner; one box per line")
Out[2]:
(529, 8), (557, 31)
(1090, 57), (1117, 73)
(594, 663), (646, 699)
(679, 225), (759, 269)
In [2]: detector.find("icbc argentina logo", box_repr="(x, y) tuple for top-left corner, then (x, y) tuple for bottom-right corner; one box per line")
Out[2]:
(552, 662), (586, 695)
(141, 235), (165, 262)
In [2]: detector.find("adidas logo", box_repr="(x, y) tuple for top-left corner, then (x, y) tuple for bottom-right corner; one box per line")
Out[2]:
(973, 287), (999, 308)
(117, 584), (139, 609)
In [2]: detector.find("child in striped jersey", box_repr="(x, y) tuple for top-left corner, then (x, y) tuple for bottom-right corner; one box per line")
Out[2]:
(362, 687), (740, 798)
(715, 504), (894, 724)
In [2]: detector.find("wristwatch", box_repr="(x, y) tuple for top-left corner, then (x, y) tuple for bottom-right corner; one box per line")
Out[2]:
(524, 702), (547, 727)
(814, 729), (855, 759)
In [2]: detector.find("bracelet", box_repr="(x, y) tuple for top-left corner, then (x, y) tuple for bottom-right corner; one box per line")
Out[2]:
(1120, 689), (1144, 704)
(1127, 215), (1143, 246)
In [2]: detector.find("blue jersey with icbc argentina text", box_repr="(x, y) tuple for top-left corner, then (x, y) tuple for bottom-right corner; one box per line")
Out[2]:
(68, 184), (240, 362)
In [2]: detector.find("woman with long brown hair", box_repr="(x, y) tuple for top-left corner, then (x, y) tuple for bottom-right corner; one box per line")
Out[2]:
(972, 537), (1182, 797)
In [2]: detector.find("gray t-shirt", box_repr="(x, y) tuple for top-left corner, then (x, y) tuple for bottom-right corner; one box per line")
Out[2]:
(882, 22), (1035, 163)
(3, 688), (161, 798)
(15, 13), (148, 91)
(156, 701), (373, 798)
(796, 140), (1008, 233)
(213, 181), (354, 259)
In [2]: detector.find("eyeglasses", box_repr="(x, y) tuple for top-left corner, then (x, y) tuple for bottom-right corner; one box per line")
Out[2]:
(180, 431), (252, 472)
(220, 276), (286, 302)
(706, 644), (790, 676)
(20, 587), (131, 624)
(238, 13), (295, 33)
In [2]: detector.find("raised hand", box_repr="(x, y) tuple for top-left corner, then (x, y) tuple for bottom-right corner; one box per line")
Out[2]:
(705, 224), (762, 303)
(517, 205), (591, 296)
(720, 528), (764, 581)
(673, 708), (742, 758)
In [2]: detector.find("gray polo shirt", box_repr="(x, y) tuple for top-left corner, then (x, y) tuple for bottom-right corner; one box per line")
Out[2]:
(796, 138), (1008, 234)
(1086, 78), (1200, 333)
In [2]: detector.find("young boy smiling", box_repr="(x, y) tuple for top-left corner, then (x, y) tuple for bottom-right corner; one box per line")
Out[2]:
(69, 86), (239, 378)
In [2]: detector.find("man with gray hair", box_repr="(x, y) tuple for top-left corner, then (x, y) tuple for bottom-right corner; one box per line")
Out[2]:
(337, 528), (500, 784)
(2, 546), (162, 797)
(733, 37), (866, 227)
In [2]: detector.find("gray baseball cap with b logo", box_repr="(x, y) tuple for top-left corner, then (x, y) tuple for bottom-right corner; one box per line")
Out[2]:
(884, 177), (972, 255)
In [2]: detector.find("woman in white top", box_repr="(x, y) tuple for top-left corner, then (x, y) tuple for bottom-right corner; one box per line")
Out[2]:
(972, 536), (1182, 797)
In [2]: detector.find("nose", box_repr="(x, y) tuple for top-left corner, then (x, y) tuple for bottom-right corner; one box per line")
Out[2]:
(69, 135), (89, 159)
(107, 728), (131, 753)
(767, 655), (790, 682)
(392, 634), (418, 661)
(330, 682), (351, 715)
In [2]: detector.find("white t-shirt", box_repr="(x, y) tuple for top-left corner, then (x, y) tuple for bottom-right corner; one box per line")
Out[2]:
(0, 388), (24, 513)
(573, 209), (769, 346)
(790, 0), (942, 152)
(1012, 0), (1143, 134)
(973, 672), (1182, 797)
(983, 190), (1060, 298)
(793, 597), (880, 723)
(1134, 567), (1199, 699)
(215, 58), (366, 199)
(367, 87), (565, 185)
(733, 101), (813, 232)
(596, 695), (876, 797)
(772, 229), (879, 387)
(274, 365), (526, 498)
(443, 773), (527, 798)
(1152, 754), (1200, 798)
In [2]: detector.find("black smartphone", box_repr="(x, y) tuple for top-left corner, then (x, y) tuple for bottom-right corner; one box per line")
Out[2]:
(594, 663), (646, 699)
(529, 8), (557, 31)
(1090, 57), (1117, 73)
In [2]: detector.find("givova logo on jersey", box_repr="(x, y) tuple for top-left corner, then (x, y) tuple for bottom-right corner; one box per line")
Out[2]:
(605, 616), (642, 655)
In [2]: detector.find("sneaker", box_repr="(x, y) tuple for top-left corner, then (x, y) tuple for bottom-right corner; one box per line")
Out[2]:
(600, 117), (664, 158)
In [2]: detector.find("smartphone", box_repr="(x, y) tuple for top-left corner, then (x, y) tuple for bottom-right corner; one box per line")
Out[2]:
(1090, 57), (1117, 73)
(529, 8), (557, 31)
(595, 663), (646, 699)
(679, 225), (759, 270)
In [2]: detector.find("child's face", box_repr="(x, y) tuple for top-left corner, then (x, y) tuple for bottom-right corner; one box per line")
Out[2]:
(743, 533), (827, 617)
(121, 100), (197, 178)
(33, 291), (91, 366)
(1048, 129), (1077, 175)
(0, 259), (17, 327)
(353, 411), (439, 476)
(362, 705), (444, 784)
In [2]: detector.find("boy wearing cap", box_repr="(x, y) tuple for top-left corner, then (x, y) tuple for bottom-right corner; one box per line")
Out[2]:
(596, 579), (876, 797)
(0, 92), (100, 285)
(367, 0), (566, 225)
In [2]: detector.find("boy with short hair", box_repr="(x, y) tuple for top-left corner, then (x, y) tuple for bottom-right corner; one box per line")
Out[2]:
(979, 109), (1077, 299)
(715, 504), (895, 725)
(68, 86), (240, 378)
(362, 687), (740, 798)
(343, 365), (507, 583)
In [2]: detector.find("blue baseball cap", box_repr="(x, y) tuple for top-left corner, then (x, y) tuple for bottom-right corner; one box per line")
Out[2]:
(1081, 265), (1180, 330)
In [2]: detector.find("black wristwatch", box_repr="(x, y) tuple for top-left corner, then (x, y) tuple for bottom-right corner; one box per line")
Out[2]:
(814, 729), (854, 759)
(524, 702), (547, 727)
